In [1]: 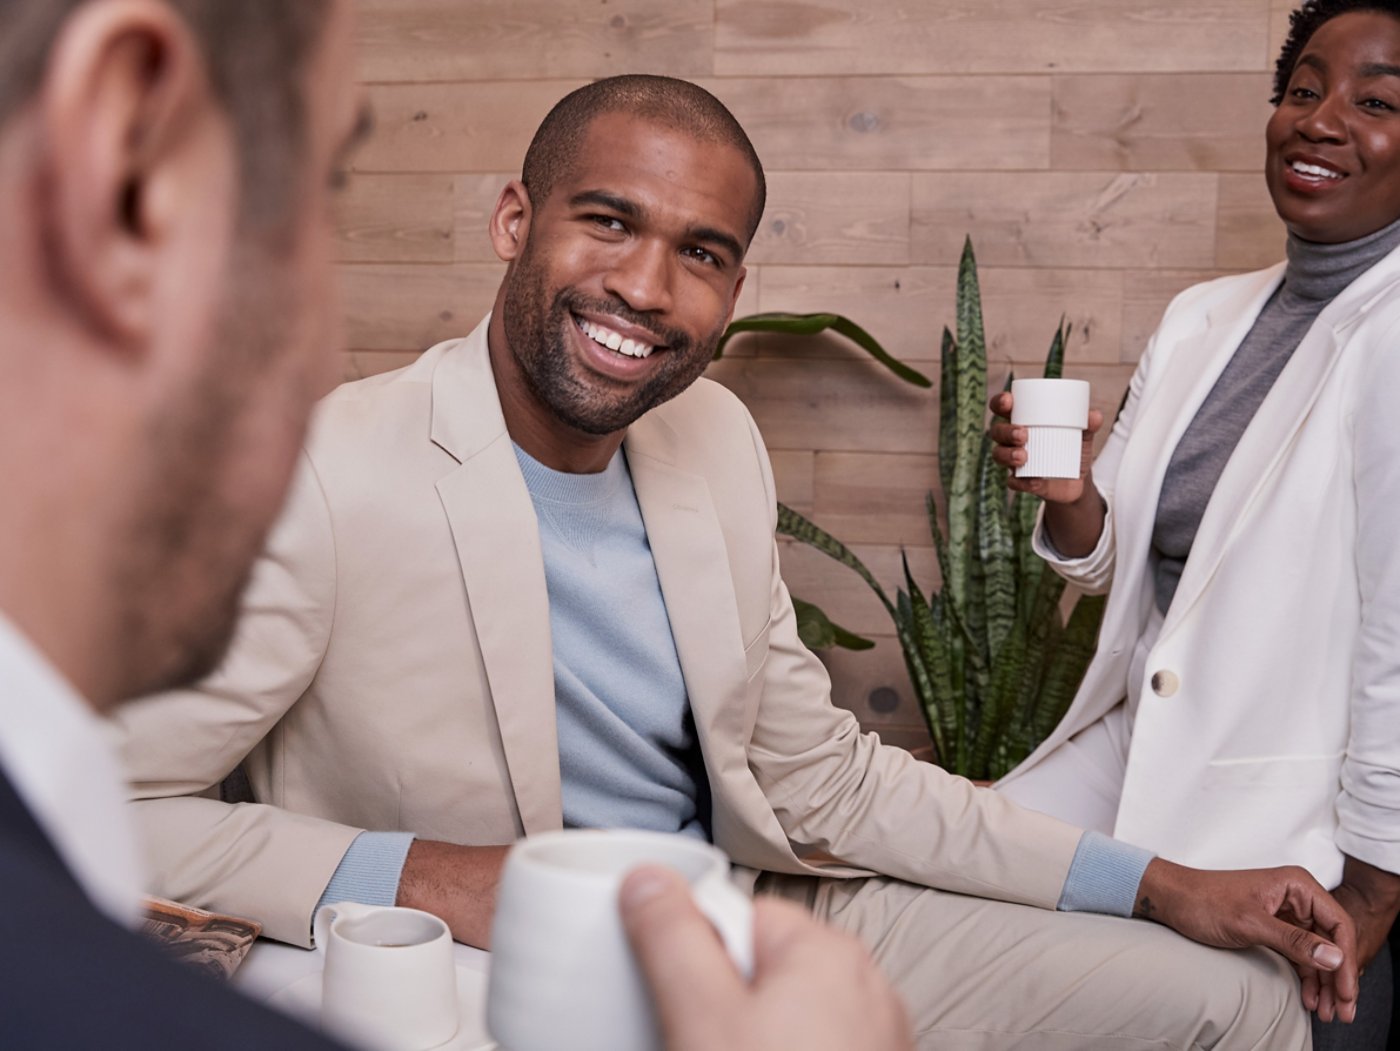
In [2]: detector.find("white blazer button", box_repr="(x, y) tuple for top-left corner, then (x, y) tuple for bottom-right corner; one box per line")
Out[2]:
(1150, 670), (1179, 697)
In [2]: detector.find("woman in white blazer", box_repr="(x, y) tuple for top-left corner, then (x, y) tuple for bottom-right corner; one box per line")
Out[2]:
(993, 2), (1400, 1046)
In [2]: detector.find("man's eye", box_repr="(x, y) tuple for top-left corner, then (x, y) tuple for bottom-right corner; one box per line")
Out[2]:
(591, 216), (626, 232)
(684, 246), (721, 268)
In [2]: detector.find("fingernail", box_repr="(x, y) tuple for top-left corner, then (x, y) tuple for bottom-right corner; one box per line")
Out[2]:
(619, 867), (670, 909)
(1313, 944), (1343, 969)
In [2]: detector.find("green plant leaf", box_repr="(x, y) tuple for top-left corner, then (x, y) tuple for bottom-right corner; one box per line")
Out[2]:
(1043, 319), (1068, 380)
(947, 240), (989, 628)
(1032, 593), (1107, 743)
(937, 327), (957, 501)
(976, 435), (1016, 662)
(902, 552), (957, 762)
(791, 597), (876, 652)
(776, 503), (895, 617)
(716, 312), (932, 388)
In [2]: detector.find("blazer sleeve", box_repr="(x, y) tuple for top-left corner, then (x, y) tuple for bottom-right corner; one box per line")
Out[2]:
(114, 454), (363, 947)
(739, 412), (1084, 910)
(1337, 312), (1400, 876)
(1031, 289), (1180, 594)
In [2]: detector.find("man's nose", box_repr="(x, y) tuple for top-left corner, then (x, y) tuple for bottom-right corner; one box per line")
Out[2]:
(603, 238), (674, 316)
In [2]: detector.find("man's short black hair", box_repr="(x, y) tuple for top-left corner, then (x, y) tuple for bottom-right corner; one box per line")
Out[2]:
(1272, 0), (1400, 104)
(0, 0), (330, 231)
(521, 74), (767, 247)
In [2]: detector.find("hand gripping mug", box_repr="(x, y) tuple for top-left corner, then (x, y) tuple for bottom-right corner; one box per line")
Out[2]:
(1010, 378), (1091, 479)
(486, 829), (753, 1051)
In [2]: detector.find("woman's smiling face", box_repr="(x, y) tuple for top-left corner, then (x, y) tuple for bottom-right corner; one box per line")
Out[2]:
(1266, 10), (1400, 243)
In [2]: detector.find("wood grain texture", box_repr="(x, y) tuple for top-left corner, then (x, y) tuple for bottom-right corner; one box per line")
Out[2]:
(1217, 173), (1286, 270)
(1051, 73), (1273, 172)
(748, 172), (911, 266)
(754, 265), (1124, 366)
(911, 172), (1218, 268)
(355, 81), (583, 173)
(335, 174), (455, 263)
(715, 0), (1270, 77)
(341, 263), (504, 351)
(701, 76), (1051, 172)
(356, 0), (713, 82)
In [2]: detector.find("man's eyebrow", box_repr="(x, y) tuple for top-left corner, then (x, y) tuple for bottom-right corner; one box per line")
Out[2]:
(569, 190), (641, 219)
(1360, 62), (1400, 80)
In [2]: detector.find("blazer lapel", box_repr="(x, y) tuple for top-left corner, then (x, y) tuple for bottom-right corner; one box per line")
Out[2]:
(1108, 267), (1287, 600)
(624, 422), (751, 758)
(1162, 258), (1400, 637)
(430, 321), (562, 834)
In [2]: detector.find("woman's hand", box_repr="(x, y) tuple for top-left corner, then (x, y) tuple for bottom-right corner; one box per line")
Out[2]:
(988, 391), (1102, 503)
(989, 391), (1107, 558)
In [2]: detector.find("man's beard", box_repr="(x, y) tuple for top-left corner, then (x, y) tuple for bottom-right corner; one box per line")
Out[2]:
(112, 244), (307, 699)
(501, 246), (726, 436)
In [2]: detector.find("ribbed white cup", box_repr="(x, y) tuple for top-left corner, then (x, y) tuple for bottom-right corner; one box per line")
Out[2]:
(1010, 379), (1090, 480)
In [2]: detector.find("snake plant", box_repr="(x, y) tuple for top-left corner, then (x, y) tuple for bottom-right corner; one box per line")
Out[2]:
(738, 239), (1106, 779)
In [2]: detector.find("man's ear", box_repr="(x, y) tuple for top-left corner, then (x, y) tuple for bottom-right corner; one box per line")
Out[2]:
(489, 179), (533, 264)
(724, 266), (748, 327)
(37, 0), (215, 351)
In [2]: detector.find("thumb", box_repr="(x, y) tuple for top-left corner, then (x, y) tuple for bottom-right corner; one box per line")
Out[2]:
(1258, 914), (1346, 973)
(619, 865), (745, 1040)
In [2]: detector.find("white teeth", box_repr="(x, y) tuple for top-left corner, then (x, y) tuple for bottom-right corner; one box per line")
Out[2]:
(578, 317), (655, 359)
(1291, 160), (1343, 180)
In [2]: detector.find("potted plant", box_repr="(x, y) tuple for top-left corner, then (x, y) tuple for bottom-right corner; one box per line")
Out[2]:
(719, 239), (1105, 780)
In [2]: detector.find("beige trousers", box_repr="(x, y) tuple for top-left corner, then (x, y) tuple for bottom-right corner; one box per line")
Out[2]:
(759, 872), (1309, 1050)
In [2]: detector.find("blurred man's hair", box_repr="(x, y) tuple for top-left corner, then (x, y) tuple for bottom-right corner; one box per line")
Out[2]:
(0, 0), (330, 231)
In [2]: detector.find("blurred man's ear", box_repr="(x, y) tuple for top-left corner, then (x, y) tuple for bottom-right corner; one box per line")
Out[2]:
(489, 179), (533, 264)
(37, 0), (223, 353)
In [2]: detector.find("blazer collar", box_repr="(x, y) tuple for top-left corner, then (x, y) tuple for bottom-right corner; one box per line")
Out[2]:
(623, 413), (753, 760)
(430, 318), (563, 834)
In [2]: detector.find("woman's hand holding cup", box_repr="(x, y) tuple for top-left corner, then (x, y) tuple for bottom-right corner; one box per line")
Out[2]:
(989, 384), (1102, 504)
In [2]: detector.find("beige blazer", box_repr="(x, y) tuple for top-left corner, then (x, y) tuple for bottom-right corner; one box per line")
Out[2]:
(1000, 250), (1400, 886)
(117, 318), (1081, 946)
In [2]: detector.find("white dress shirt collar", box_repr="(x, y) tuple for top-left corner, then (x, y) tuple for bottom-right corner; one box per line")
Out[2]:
(0, 612), (144, 926)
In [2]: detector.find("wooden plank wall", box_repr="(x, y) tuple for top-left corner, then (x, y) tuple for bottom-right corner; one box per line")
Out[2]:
(340, 0), (1298, 751)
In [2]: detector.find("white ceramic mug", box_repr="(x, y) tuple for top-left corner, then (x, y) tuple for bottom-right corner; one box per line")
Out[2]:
(1010, 377), (1092, 479)
(313, 902), (459, 1051)
(486, 829), (753, 1051)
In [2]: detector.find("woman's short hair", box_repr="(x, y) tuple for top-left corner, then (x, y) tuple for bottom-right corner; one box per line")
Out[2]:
(1273, 0), (1400, 104)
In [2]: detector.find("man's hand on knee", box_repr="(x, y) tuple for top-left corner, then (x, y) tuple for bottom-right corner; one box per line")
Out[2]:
(1134, 858), (1359, 1023)
(619, 865), (913, 1051)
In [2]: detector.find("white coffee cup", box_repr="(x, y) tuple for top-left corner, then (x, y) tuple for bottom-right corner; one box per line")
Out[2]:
(1010, 378), (1091, 479)
(486, 829), (753, 1051)
(312, 902), (459, 1051)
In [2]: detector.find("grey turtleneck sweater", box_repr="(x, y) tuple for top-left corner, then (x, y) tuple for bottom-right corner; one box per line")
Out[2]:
(1151, 216), (1400, 614)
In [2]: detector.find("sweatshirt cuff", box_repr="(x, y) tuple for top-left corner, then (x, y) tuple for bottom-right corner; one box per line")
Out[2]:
(316, 830), (415, 913)
(1056, 830), (1154, 917)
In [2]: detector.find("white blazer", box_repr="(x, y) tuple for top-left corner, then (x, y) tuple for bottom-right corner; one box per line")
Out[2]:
(999, 247), (1400, 887)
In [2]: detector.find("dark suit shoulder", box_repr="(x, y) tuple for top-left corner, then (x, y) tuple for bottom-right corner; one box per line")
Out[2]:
(0, 785), (341, 1050)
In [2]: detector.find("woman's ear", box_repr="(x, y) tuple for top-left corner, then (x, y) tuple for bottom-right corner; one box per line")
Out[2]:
(37, 0), (216, 352)
(489, 179), (533, 264)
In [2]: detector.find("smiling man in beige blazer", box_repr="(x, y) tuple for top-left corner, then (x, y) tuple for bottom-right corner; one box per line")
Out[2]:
(118, 74), (1358, 1048)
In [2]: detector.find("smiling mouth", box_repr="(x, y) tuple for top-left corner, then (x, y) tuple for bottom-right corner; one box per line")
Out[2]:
(1289, 159), (1345, 182)
(575, 314), (658, 359)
